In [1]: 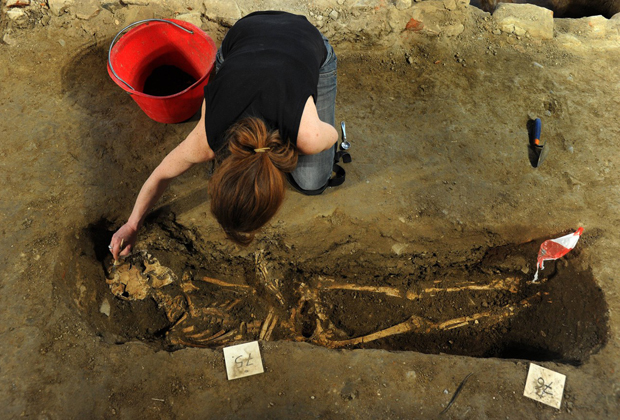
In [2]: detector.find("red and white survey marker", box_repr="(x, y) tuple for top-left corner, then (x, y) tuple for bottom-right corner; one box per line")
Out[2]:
(533, 227), (584, 282)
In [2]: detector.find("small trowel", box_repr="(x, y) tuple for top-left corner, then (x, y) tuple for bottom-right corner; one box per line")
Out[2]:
(338, 121), (352, 163)
(340, 121), (350, 151)
(528, 118), (549, 168)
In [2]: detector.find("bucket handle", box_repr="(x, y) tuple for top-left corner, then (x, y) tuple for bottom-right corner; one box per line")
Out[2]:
(108, 19), (194, 92)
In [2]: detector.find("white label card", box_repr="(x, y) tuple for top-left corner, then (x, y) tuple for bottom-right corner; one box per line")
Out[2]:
(223, 341), (264, 380)
(523, 363), (566, 409)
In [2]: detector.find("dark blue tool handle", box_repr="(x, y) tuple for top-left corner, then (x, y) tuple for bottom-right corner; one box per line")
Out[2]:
(533, 118), (542, 144)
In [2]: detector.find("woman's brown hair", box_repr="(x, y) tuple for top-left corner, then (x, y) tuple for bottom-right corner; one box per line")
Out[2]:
(209, 117), (298, 245)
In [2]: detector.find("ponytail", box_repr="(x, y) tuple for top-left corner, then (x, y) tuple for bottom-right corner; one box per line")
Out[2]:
(209, 117), (298, 245)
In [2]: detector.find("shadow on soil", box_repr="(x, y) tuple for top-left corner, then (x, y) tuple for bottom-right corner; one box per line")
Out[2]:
(60, 40), (203, 223)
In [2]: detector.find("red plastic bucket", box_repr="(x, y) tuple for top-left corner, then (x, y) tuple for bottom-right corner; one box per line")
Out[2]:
(107, 19), (216, 124)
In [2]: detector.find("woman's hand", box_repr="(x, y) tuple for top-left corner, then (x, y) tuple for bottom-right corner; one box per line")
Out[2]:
(109, 223), (138, 260)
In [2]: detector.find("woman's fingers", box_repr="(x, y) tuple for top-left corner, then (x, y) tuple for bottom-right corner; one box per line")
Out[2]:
(119, 243), (132, 257)
(109, 236), (126, 261)
(109, 237), (120, 261)
(110, 225), (138, 261)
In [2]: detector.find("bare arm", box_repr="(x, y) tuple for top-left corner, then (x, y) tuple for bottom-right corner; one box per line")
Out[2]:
(296, 96), (339, 155)
(110, 101), (214, 259)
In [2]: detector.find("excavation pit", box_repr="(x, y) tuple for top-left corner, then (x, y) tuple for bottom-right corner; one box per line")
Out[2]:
(60, 218), (608, 366)
(470, 0), (620, 18)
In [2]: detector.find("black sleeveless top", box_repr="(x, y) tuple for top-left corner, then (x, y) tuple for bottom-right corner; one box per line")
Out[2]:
(204, 11), (327, 154)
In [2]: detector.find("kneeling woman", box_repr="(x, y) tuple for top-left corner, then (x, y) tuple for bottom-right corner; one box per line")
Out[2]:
(109, 11), (339, 258)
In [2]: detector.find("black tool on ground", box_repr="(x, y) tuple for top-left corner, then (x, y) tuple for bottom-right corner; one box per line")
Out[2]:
(440, 372), (474, 415)
(527, 118), (549, 168)
(287, 120), (352, 195)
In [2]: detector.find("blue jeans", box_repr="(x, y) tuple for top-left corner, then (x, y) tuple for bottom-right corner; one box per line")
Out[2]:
(214, 35), (337, 192)
(290, 35), (337, 191)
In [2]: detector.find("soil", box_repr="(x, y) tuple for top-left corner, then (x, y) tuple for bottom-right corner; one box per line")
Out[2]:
(1, 1), (620, 419)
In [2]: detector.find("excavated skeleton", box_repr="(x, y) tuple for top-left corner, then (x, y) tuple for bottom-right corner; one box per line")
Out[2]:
(106, 250), (176, 300)
(105, 249), (546, 349)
